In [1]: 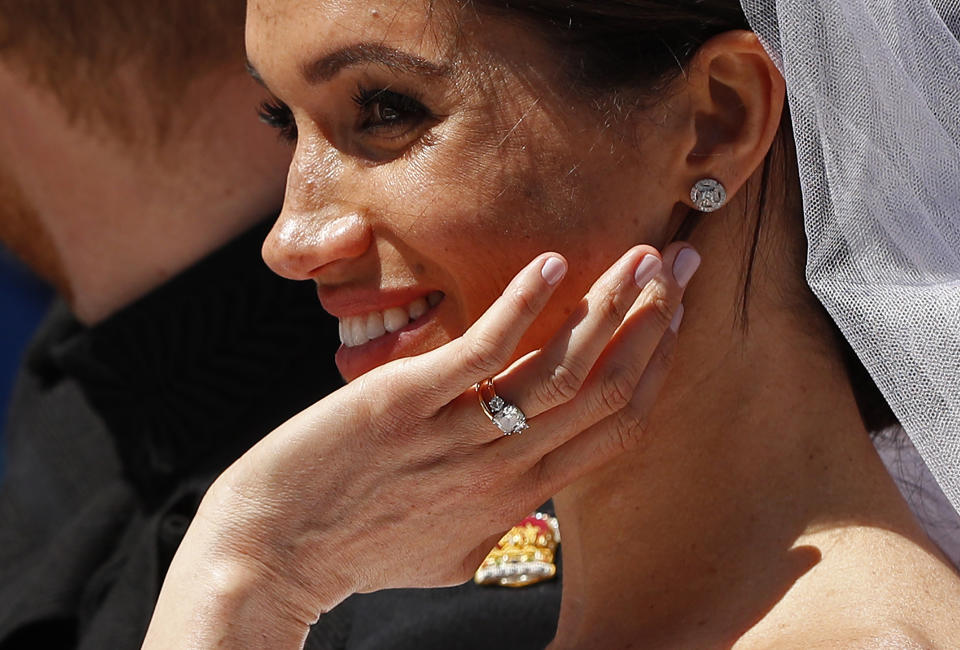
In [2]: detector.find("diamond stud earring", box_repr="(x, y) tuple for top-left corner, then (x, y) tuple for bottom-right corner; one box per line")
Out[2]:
(690, 178), (727, 213)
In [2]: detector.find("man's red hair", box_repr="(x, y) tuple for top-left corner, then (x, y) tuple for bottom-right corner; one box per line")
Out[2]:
(0, 1), (247, 137)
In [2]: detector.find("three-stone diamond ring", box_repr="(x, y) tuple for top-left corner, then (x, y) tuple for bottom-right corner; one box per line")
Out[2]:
(476, 377), (529, 436)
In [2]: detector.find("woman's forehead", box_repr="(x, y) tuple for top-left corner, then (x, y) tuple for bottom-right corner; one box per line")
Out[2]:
(247, 0), (456, 49)
(246, 0), (461, 81)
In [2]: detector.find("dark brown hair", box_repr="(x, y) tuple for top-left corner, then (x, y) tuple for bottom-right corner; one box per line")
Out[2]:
(471, 0), (897, 433)
(0, 1), (247, 136)
(472, 1), (748, 94)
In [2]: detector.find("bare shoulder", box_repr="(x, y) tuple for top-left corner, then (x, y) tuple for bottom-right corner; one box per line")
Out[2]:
(737, 526), (960, 649)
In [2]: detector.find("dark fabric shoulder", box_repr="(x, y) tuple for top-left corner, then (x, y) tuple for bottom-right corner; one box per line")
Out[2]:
(0, 221), (343, 648)
(309, 579), (561, 650)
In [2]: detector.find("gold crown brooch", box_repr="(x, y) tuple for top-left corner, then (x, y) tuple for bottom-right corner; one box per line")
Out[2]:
(474, 512), (560, 588)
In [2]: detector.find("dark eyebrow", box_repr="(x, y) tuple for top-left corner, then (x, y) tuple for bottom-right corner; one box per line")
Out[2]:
(301, 43), (450, 83)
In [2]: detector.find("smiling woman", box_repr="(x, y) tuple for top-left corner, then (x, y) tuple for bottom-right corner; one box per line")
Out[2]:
(145, 1), (960, 647)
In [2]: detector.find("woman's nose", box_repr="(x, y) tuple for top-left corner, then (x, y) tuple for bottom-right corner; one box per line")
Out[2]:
(262, 207), (373, 281)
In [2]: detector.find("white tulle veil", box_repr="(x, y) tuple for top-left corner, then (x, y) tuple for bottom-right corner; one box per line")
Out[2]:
(738, 0), (960, 562)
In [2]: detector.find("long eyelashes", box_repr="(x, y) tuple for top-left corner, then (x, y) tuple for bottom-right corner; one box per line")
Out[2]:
(257, 98), (298, 143)
(257, 84), (435, 148)
(350, 85), (432, 134)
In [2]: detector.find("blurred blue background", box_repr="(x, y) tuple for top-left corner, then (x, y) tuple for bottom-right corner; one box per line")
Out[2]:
(0, 246), (53, 477)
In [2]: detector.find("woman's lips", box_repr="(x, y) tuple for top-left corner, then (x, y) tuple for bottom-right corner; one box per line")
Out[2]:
(333, 295), (445, 380)
(338, 291), (444, 348)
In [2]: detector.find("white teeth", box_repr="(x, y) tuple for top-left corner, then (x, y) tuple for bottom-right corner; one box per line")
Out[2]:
(350, 317), (368, 348)
(366, 312), (386, 340)
(383, 307), (408, 333)
(338, 293), (445, 348)
(408, 297), (428, 320)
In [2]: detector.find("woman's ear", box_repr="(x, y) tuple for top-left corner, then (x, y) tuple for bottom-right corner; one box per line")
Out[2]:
(676, 30), (786, 209)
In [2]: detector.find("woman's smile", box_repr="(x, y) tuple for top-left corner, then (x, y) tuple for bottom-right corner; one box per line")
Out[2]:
(334, 290), (444, 348)
(332, 302), (444, 380)
(316, 280), (449, 379)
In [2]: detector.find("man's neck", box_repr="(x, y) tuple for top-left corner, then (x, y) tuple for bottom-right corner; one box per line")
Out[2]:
(0, 63), (293, 325)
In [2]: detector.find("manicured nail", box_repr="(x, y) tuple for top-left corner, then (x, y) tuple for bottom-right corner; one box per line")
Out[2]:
(541, 256), (567, 286)
(670, 304), (685, 332)
(672, 248), (701, 288)
(634, 254), (662, 288)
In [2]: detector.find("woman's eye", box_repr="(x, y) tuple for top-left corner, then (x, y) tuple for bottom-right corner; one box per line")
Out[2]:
(255, 88), (433, 154)
(352, 87), (431, 137)
(257, 98), (298, 143)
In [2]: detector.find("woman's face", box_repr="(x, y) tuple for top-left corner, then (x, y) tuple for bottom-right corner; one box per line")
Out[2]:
(247, 0), (685, 381)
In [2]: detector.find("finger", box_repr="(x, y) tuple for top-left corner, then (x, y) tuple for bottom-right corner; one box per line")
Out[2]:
(510, 243), (695, 449)
(493, 244), (662, 420)
(527, 320), (680, 497)
(467, 243), (695, 445)
(406, 253), (568, 407)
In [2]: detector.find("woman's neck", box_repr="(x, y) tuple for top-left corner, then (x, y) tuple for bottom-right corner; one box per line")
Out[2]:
(548, 297), (926, 648)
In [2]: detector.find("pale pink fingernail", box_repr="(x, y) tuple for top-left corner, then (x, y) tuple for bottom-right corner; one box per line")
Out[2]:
(634, 254), (662, 288)
(673, 248), (701, 288)
(670, 304), (685, 332)
(541, 256), (567, 286)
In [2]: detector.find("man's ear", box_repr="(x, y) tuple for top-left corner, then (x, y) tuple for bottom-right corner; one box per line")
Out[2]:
(674, 30), (786, 209)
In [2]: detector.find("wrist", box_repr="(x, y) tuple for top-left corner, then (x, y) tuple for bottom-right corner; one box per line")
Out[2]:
(144, 484), (357, 649)
(191, 557), (315, 649)
(200, 540), (356, 632)
(191, 481), (358, 620)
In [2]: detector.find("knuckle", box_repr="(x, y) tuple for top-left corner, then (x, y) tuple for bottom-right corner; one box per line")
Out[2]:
(601, 288), (633, 330)
(596, 368), (634, 414)
(538, 361), (588, 406)
(395, 362), (445, 417)
(509, 283), (543, 321)
(460, 332), (506, 377)
(646, 288), (676, 331)
(610, 409), (647, 454)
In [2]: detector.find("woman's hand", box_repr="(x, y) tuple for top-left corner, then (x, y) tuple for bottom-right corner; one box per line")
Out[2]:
(142, 242), (698, 649)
